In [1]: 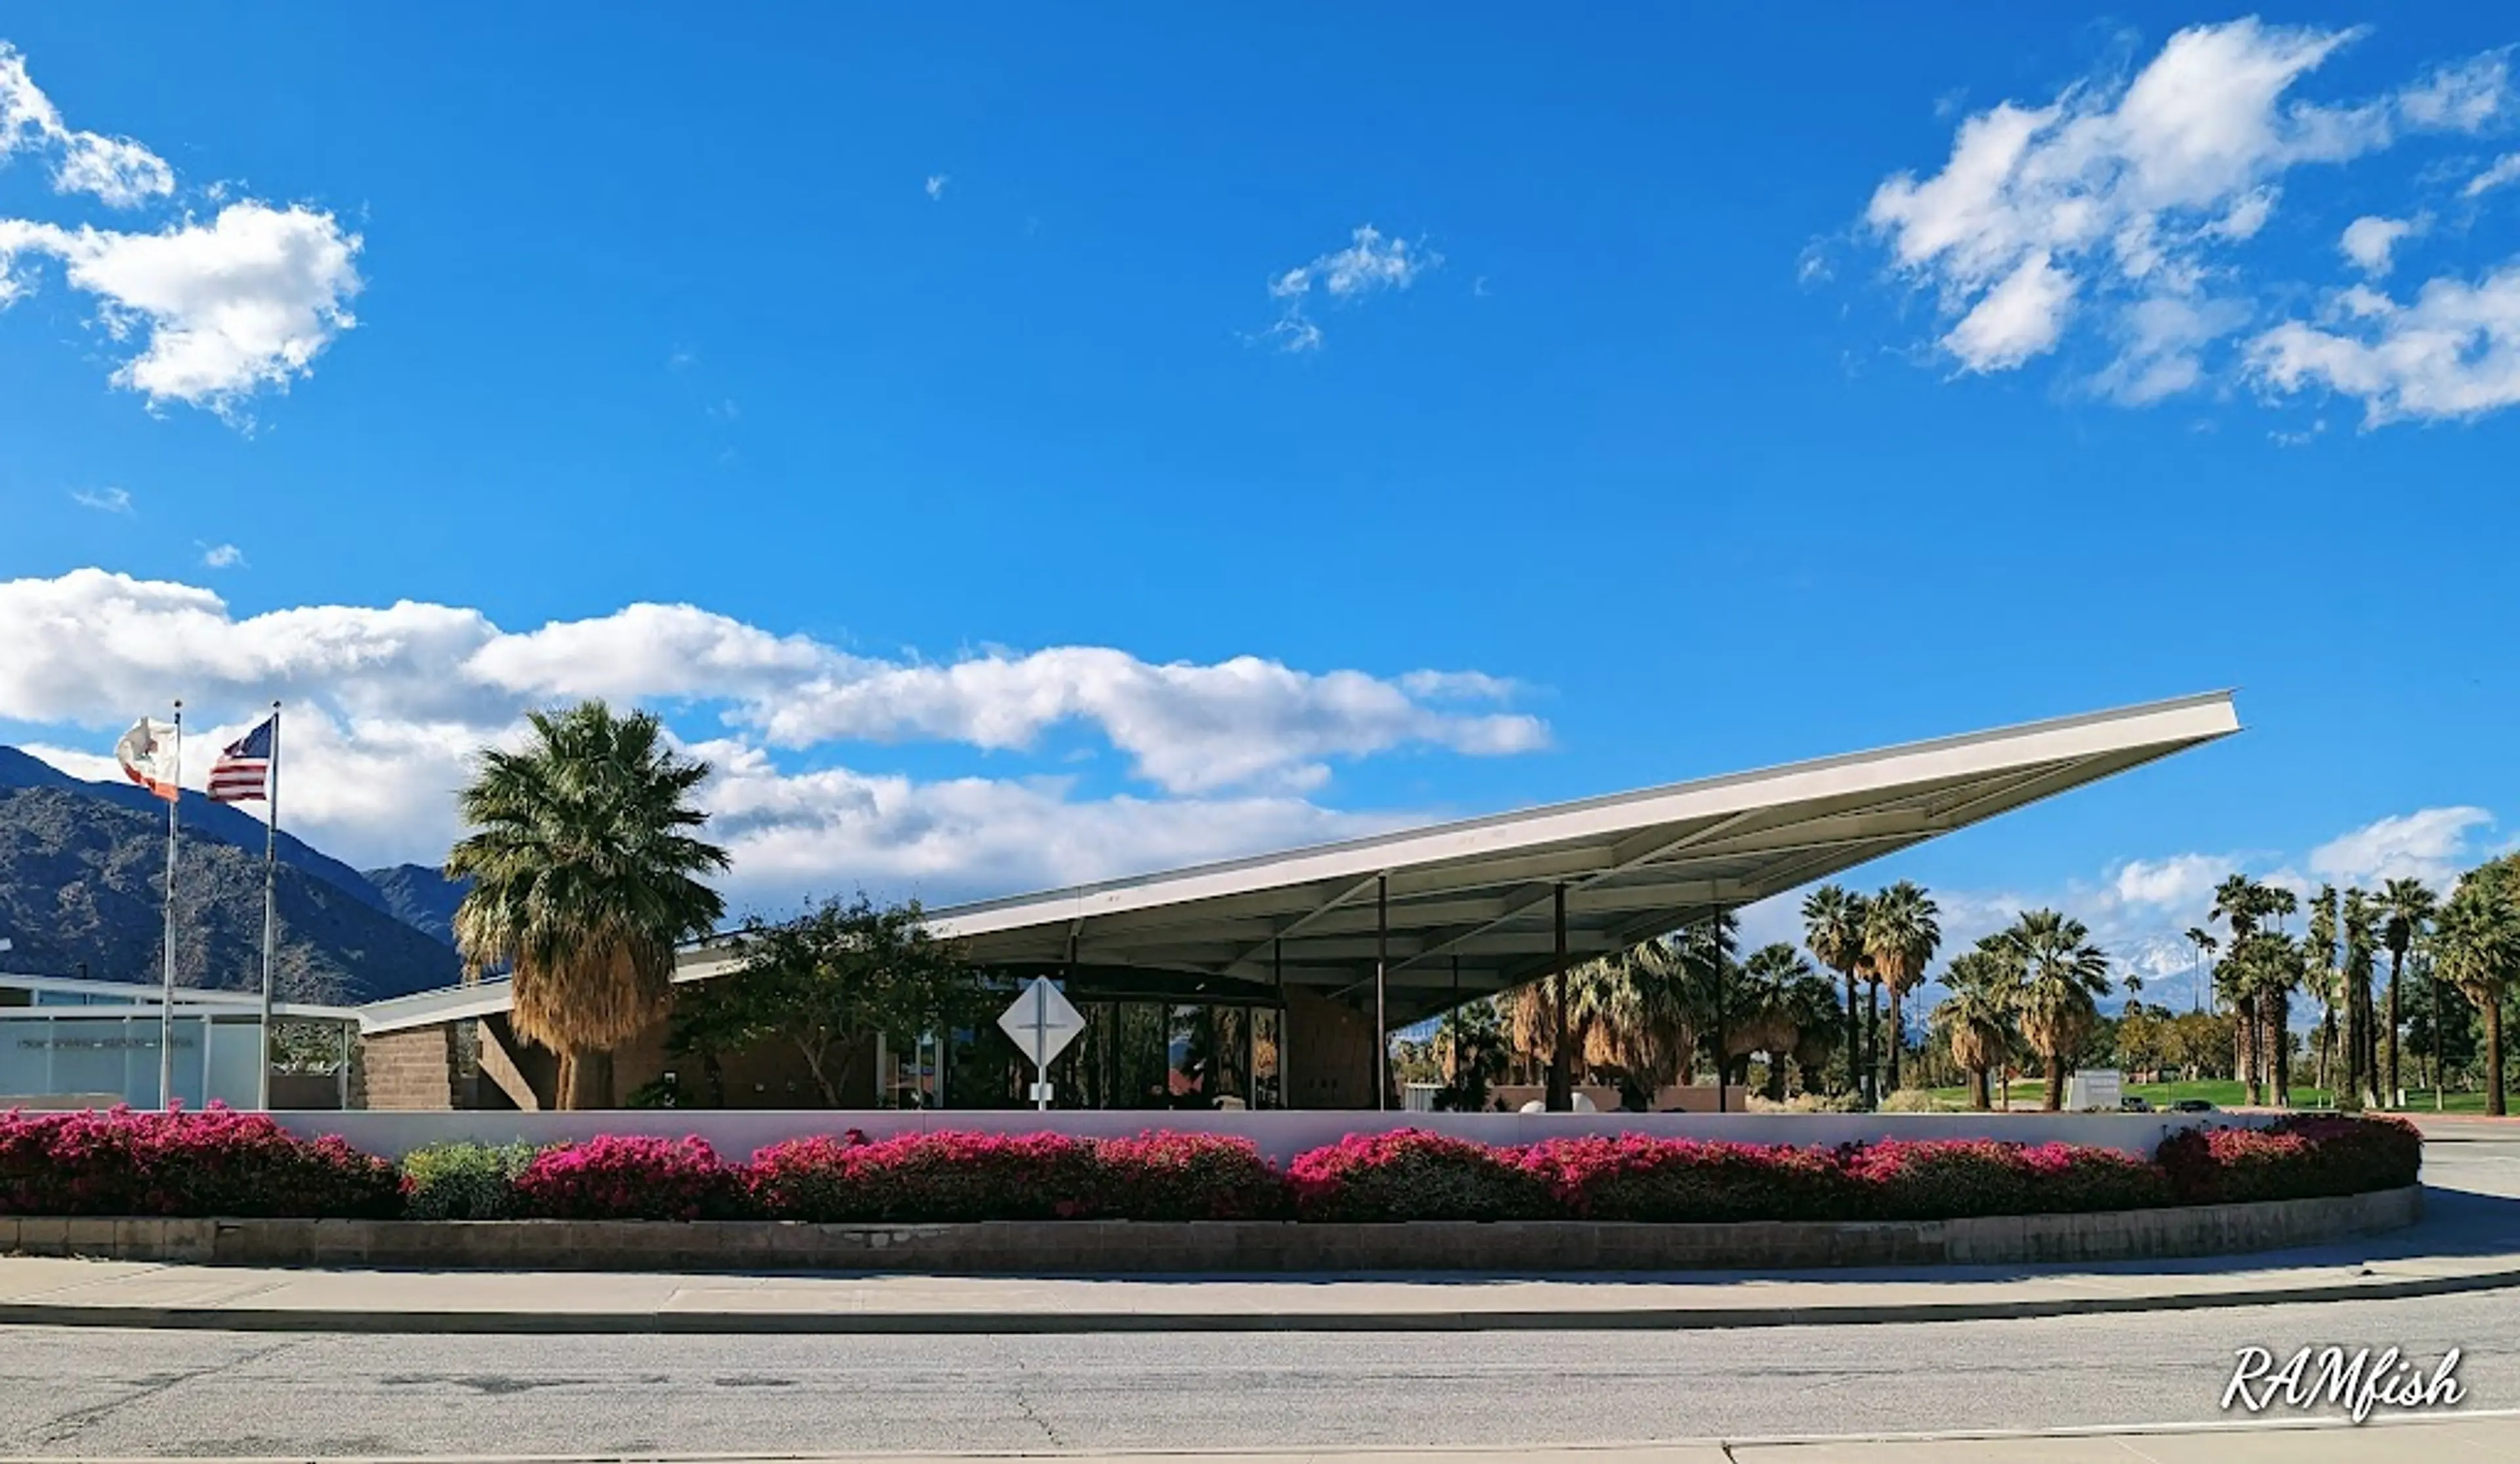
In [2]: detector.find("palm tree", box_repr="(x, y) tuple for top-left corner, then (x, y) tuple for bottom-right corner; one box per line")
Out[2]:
(1862, 881), (1941, 1095)
(1801, 886), (1869, 1102)
(2183, 927), (2218, 1014)
(2437, 858), (2518, 1117)
(1735, 943), (1813, 1100)
(446, 701), (730, 1109)
(1568, 934), (1700, 1110)
(1936, 943), (2021, 1110)
(2380, 877), (2438, 1107)
(2342, 889), (2379, 1109)
(1999, 909), (2112, 1111)
(2307, 887), (2341, 1100)
(2210, 875), (2264, 1099)
(1783, 971), (1844, 1098)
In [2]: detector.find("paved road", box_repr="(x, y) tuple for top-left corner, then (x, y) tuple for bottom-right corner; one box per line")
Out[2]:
(0, 1288), (2504, 1457)
(0, 1123), (2501, 1459)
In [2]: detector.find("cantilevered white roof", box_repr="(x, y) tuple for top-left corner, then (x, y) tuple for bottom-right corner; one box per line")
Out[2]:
(363, 692), (2236, 1033)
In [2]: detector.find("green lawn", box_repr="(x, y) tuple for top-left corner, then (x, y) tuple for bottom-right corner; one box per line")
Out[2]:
(1912, 1076), (2502, 1114)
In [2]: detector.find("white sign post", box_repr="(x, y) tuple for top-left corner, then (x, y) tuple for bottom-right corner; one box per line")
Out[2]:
(997, 976), (1085, 1111)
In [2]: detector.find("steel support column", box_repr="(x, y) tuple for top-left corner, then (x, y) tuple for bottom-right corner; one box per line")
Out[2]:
(1546, 882), (1570, 1112)
(1374, 875), (1388, 1111)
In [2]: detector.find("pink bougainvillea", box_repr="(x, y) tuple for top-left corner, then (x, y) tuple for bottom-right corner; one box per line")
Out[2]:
(0, 1110), (2424, 1223)
(509, 1133), (750, 1221)
(0, 1105), (402, 1219)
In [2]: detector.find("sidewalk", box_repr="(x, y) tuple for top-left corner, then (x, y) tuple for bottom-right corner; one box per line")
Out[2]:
(0, 1186), (2512, 1334)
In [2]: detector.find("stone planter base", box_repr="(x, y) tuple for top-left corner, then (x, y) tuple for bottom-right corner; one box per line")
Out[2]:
(0, 1186), (2420, 1274)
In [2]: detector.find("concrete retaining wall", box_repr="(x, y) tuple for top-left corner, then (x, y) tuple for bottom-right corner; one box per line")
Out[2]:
(0, 1186), (2418, 1274)
(268, 1106), (2269, 1164)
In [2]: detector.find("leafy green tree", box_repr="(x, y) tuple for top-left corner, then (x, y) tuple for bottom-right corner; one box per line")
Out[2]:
(670, 894), (990, 1107)
(1801, 885), (1870, 1102)
(1998, 910), (2113, 1111)
(1862, 881), (1941, 1094)
(2380, 877), (2438, 1105)
(447, 701), (729, 1109)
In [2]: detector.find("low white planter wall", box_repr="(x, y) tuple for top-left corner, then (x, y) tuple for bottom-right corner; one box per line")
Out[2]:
(271, 1107), (2271, 1164)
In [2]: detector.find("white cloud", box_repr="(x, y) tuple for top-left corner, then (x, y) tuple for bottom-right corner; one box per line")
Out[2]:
(2248, 262), (2520, 423)
(0, 43), (173, 207)
(1942, 251), (2074, 369)
(2339, 213), (2424, 275)
(0, 203), (364, 412)
(1864, 18), (2510, 404)
(0, 42), (362, 417)
(1261, 224), (1438, 352)
(199, 543), (243, 569)
(2308, 806), (2494, 889)
(0, 570), (1545, 880)
(2465, 152), (2520, 199)
(924, 175), (948, 201)
(68, 486), (130, 514)
(2113, 852), (2225, 908)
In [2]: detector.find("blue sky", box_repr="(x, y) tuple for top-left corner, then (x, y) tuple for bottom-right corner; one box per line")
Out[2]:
(3, 7), (2517, 1001)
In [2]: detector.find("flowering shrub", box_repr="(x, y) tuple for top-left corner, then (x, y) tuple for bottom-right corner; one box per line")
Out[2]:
(1525, 1135), (1860, 1222)
(510, 1134), (751, 1221)
(1288, 1129), (1555, 1222)
(749, 1130), (1102, 1223)
(1096, 1132), (1290, 1221)
(1839, 1137), (2172, 1219)
(0, 1112), (2423, 1224)
(0, 1106), (401, 1218)
(2156, 1114), (2422, 1205)
(402, 1141), (543, 1220)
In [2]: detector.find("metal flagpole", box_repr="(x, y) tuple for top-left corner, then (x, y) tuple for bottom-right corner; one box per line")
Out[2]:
(258, 703), (281, 1110)
(159, 700), (182, 1112)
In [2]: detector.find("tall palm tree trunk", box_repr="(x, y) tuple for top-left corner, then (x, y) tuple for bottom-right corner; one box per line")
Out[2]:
(1544, 971), (1570, 1112)
(2042, 1050), (2066, 1112)
(1864, 978), (1880, 1107)
(2385, 950), (2404, 1105)
(2488, 1001), (2508, 1118)
(1844, 972), (1860, 1100)
(2270, 993), (2292, 1106)
(1969, 1064), (1990, 1110)
(1885, 988), (1904, 1093)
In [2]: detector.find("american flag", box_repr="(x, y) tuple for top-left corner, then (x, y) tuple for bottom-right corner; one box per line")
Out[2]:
(207, 716), (274, 803)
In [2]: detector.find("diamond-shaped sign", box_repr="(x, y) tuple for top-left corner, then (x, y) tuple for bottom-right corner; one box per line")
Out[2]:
(998, 976), (1086, 1074)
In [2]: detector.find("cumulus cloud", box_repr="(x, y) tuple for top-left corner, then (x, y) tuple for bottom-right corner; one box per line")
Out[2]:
(1261, 224), (1438, 352)
(924, 174), (948, 201)
(2338, 213), (2424, 275)
(0, 569), (1544, 892)
(2113, 852), (2226, 908)
(0, 43), (173, 207)
(198, 543), (243, 569)
(1864, 18), (2509, 402)
(68, 486), (130, 514)
(2248, 262), (2520, 423)
(2308, 806), (2495, 889)
(0, 42), (362, 415)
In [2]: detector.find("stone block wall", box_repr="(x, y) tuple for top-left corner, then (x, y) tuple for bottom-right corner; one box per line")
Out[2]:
(357, 1026), (459, 1110)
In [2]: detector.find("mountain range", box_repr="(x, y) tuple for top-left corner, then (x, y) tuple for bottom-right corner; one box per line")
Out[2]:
(0, 747), (467, 1005)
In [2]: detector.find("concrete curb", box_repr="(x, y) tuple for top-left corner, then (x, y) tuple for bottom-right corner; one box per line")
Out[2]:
(0, 1186), (2426, 1275)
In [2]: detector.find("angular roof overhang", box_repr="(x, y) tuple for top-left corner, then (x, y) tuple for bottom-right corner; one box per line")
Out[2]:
(897, 692), (2239, 1020)
(364, 692), (2236, 1034)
